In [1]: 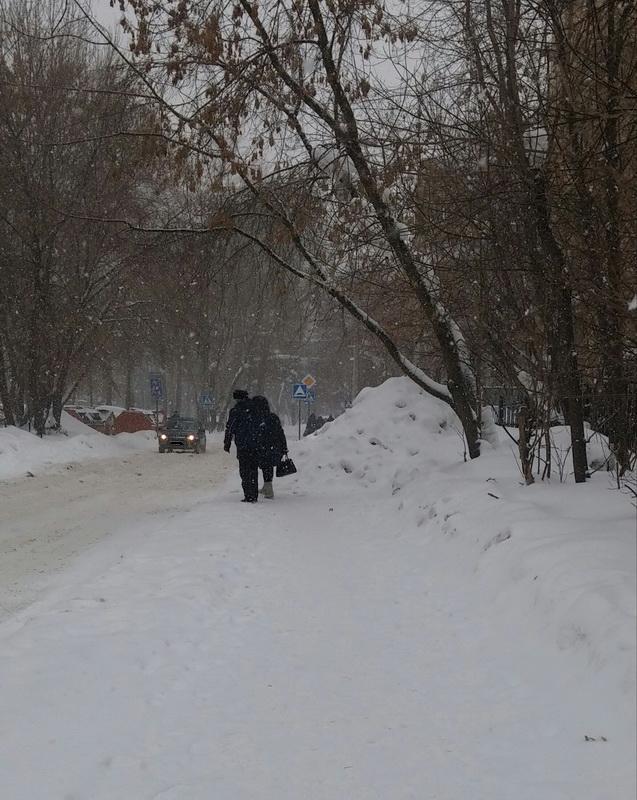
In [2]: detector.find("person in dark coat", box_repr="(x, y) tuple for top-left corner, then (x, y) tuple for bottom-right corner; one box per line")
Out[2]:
(303, 412), (318, 437)
(223, 389), (260, 502)
(252, 395), (288, 499)
(304, 412), (328, 436)
(224, 390), (249, 451)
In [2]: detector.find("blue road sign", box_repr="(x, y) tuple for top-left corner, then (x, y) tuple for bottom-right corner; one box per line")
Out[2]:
(304, 388), (316, 404)
(200, 392), (214, 407)
(292, 383), (308, 399)
(149, 373), (164, 401)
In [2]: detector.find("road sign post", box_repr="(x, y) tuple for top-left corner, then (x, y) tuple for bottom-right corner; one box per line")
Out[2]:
(292, 383), (308, 440)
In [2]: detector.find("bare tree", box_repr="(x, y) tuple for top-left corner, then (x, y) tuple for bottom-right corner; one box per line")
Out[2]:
(0, 0), (150, 431)
(80, 0), (483, 457)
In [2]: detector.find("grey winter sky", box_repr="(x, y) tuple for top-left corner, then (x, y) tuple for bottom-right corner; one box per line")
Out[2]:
(79, 1), (123, 34)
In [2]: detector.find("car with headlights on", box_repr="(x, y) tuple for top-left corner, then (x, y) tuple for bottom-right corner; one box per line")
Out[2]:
(158, 417), (206, 454)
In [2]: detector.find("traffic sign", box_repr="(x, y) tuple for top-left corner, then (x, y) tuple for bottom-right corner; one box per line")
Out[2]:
(301, 374), (316, 388)
(304, 388), (316, 404)
(200, 392), (214, 407)
(292, 383), (308, 399)
(149, 373), (164, 401)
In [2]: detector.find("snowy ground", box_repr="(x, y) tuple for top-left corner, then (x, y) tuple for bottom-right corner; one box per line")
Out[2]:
(0, 411), (156, 481)
(0, 446), (231, 621)
(0, 380), (634, 799)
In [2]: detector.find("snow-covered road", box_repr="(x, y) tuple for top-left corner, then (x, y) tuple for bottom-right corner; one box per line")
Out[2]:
(1, 473), (632, 799)
(0, 444), (231, 621)
(0, 381), (634, 799)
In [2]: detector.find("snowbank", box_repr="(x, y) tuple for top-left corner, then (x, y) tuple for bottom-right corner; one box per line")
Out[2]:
(294, 378), (636, 699)
(0, 411), (156, 481)
(297, 378), (459, 488)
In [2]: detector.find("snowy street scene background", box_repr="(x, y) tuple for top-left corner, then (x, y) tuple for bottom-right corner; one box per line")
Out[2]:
(0, 1), (636, 798)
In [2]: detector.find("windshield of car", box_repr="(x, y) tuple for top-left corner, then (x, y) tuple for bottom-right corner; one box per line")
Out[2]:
(174, 418), (198, 431)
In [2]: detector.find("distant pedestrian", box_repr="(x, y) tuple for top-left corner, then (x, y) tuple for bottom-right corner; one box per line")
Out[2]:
(252, 395), (288, 499)
(224, 389), (260, 503)
(304, 412), (328, 436)
(304, 412), (318, 437)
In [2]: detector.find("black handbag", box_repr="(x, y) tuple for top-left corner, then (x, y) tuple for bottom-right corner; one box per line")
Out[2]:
(276, 456), (297, 477)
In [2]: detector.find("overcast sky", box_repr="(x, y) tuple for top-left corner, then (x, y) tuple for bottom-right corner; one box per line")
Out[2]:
(82, 0), (124, 34)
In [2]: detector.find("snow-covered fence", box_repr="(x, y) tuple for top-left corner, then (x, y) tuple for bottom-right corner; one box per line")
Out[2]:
(482, 387), (523, 428)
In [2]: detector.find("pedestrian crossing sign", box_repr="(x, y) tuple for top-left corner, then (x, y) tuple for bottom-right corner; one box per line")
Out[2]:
(292, 383), (308, 399)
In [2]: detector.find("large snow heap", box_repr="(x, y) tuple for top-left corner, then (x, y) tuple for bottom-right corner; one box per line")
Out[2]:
(296, 376), (462, 490)
(293, 377), (636, 700)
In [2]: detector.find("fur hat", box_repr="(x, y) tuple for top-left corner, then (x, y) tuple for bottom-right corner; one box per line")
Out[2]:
(233, 389), (249, 400)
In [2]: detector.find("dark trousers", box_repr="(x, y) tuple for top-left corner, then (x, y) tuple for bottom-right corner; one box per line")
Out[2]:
(237, 449), (259, 501)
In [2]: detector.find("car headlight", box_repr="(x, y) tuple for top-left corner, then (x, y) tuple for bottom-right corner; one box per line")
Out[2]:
(160, 434), (167, 440)
(187, 434), (195, 441)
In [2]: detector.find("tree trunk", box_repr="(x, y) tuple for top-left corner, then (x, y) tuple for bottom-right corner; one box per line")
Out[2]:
(556, 282), (588, 483)
(448, 376), (481, 459)
(104, 362), (113, 405)
(601, 1), (630, 475)
(0, 346), (15, 426)
(174, 356), (183, 413)
(51, 393), (63, 428)
(531, 171), (588, 482)
(125, 346), (134, 409)
(518, 403), (535, 485)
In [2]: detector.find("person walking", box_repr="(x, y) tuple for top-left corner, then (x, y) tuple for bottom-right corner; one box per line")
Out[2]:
(223, 389), (260, 503)
(252, 395), (288, 499)
(303, 412), (318, 437)
(224, 389), (249, 446)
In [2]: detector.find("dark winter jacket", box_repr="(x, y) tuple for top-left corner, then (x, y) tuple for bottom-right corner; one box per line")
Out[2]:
(252, 396), (288, 466)
(224, 398), (257, 452)
(257, 412), (288, 466)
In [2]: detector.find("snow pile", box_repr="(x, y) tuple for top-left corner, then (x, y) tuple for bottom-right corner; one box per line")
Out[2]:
(294, 378), (636, 698)
(58, 409), (103, 436)
(295, 378), (460, 490)
(0, 411), (155, 481)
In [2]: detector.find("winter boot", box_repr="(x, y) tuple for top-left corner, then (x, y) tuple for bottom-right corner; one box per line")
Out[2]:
(262, 481), (274, 499)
